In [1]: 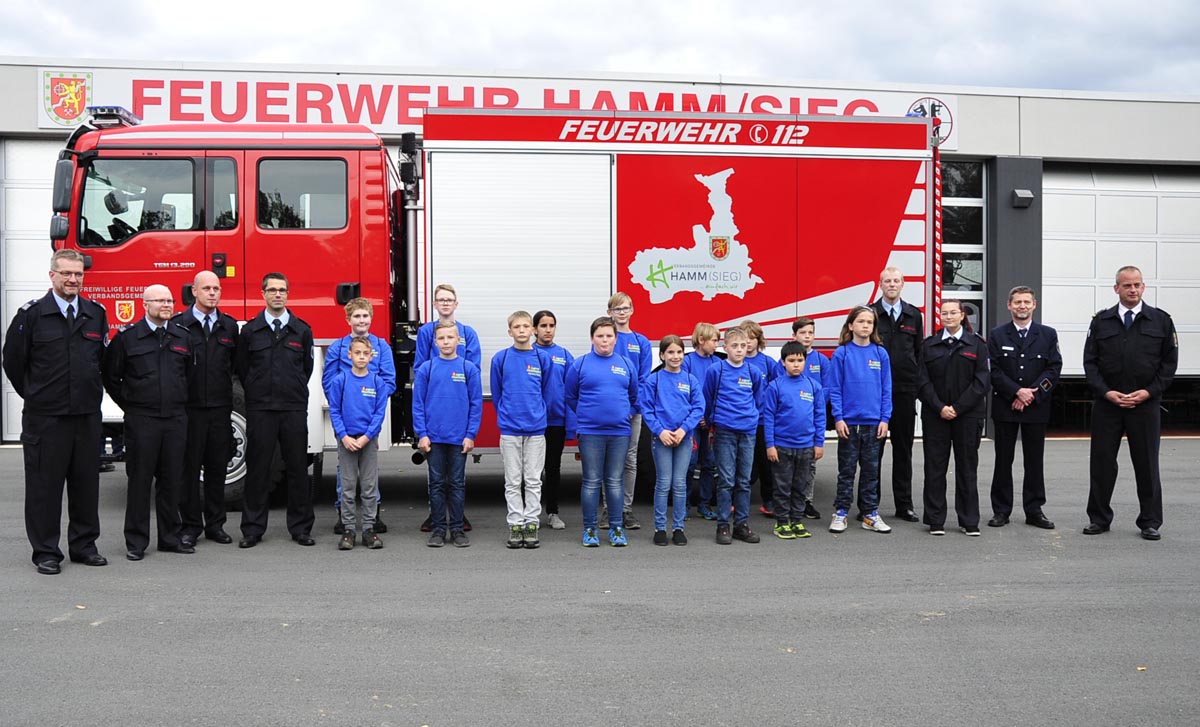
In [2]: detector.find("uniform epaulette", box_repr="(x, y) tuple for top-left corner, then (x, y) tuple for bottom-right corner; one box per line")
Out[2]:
(118, 323), (134, 333)
(20, 299), (37, 311)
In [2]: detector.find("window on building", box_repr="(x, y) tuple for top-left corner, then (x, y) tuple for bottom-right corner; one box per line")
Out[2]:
(941, 160), (986, 330)
(256, 159), (347, 230)
(79, 158), (196, 246)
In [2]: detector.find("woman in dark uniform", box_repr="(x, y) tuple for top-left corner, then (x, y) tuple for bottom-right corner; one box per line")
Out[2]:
(917, 299), (990, 536)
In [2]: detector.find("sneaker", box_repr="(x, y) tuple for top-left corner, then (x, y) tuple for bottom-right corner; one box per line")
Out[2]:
(789, 522), (812, 539)
(373, 514), (387, 534)
(427, 531), (446, 548)
(672, 529), (688, 546)
(803, 501), (821, 520)
(773, 522), (797, 540)
(715, 523), (732, 544)
(507, 525), (524, 549)
(759, 500), (775, 518)
(337, 532), (355, 550)
(451, 531), (470, 548)
(697, 505), (718, 521)
(547, 512), (566, 530)
(333, 513), (346, 535)
(930, 526), (946, 536)
(523, 523), (540, 549)
(420, 516), (433, 533)
(862, 510), (892, 533)
(962, 525), (981, 537)
(653, 530), (669, 546)
(582, 528), (600, 547)
(622, 510), (641, 530)
(608, 527), (628, 547)
(732, 522), (760, 543)
(463, 515), (472, 532)
(830, 509), (849, 533)
(362, 529), (383, 549)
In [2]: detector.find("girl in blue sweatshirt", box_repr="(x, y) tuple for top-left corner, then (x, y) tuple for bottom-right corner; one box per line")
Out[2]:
(826, 306), (893, 535)
(534, 310), (575, 531)
(682, 322), (723, 520)
(641, 335), (705, 546)
(565, 316), (638, 548)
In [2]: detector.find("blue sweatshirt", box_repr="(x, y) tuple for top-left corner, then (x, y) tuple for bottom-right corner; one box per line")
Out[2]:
(412, 355), (483, 444)
(536, 342), (576, 430)
(413, 321), (482, 371)
(617, 329), (652, 387)
(827, 341), (893, 426)
(640, 369), (704, 436)
(490, 346), (552, 436)
(763, 374), (827, 449)
(565, 352), (638, 436)
(803, 349), (827, 386)
(744, 350), (781, 386)
(325, 369), (389, 441)
(703, 359), (762, 434)
(322, 332), (397, 398)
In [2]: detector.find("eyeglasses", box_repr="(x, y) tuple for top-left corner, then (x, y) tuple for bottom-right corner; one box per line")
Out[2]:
(608, 306), (632, 314)
(145, 298), (175, 305)
(52, 270), (85, 279)
(434, 298), (457, 304)
(264, 288), (289, 295)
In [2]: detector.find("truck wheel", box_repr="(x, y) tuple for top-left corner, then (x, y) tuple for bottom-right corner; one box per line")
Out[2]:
(223, 383), (249, 510)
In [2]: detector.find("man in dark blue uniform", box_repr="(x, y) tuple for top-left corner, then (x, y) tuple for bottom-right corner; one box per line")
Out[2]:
(236, 273), (315, 548)
(1083, 266), (1177, 541)
(870, 266), (924, 522)
(175, 271), (239, 547)
(3, 250), (109, 575)
(987, 286), (1062, 530)
(103, 284), (194, 560)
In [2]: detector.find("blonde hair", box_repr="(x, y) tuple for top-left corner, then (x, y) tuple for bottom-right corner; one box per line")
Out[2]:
(507, 310), (533, 327)
(348, 335), (373, 352)
(738, 320), (766, 351)
(344, 297), (373, 318)
(433, 284), (457, 300)
(434, 320), (459, 334)
(723, 327), (749, 344)
(607, 292), (632, 310)
(691, 322), (718, 347)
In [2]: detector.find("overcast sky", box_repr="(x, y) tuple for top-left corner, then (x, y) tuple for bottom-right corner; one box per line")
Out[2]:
(3, 0), (1199, 95)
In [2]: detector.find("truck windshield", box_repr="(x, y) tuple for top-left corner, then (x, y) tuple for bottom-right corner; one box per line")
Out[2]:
(79, 158), (195, 246)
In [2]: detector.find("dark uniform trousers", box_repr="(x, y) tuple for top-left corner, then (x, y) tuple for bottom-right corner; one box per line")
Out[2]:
(242, 409), (312, 539)
(990, 421), (1047, 517)
(1083, 303), (1176, 530)
(881, 392), (917, 512)
(180, 406), (233, 538)
(21, 411), (102, 562)
(871, 300), (923, 514)
(922, 415), (983, 529)
(124, 413), (187, 552)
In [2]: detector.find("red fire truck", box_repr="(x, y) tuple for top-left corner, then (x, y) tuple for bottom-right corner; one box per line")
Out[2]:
(49, 106), (939, 502)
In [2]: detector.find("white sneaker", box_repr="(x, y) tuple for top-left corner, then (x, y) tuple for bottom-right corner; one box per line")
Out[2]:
(830, 509), (848, 533)
(861, 510), (892, 533)
(547, 512), (566, 530)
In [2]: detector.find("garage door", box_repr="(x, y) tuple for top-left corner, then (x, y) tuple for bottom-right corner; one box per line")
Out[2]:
(1042, 163), (1200, 376)
(2, 139), (63, 441)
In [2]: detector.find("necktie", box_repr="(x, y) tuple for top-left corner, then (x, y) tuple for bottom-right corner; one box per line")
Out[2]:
(156, 326), (166, 347)
(66, 303), (75, 328)
(1124, 310), (1134, 329)
(203, 315), (212, 338)
(892, 307), (899, 323)
(272, 319), (282, 339)
(1019, 328), (1027, 340)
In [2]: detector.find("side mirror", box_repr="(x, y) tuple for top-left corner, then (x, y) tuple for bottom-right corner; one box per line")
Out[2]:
(49, 215), (70, 241)
(51, 159), (74, 213)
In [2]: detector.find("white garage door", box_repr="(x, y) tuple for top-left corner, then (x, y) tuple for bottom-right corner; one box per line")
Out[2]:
(2, 139), (64, 441)
(1042, 163), (1200, 376)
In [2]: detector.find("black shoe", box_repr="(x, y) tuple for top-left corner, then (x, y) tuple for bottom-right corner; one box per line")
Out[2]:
(338, 532), (356, 550)
(1082, 523), (1110, 535)
(333, 514), (346, 535)
(732, 522), (760, 543)
(987, 515), (1010, 528)
(715, 524), (732, 545)
(206, 529), (233, 544)
(802, 501), (821, 520)
(69, 553), (108, 567)
(420, 516), (433, 533)
(126, 550), (145, 561)
(623, 510), (641, 530)
(99, 462), (115, 473)
(1025, 513), (1055, 530)
(451, 531), (470, 548)
(363, 529), (383, 549)
(427, 531), (446, 548)
(895, 509), (920, 522)
(35, 560), (61, 575)
(179, 534), (197, 549)
(672, 529), (688, 546)
(1141, 527), (1161, 541)
(159, 543), (196, 554)
(961, 525), (981, 537)
(238, 535), (261, 548)
(292, 534), (316, 546)
(373, 514), (387, 534)
(653, 530), (669, 546)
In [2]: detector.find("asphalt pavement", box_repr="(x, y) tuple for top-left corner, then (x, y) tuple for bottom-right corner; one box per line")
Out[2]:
(1, 438), (1198, 726)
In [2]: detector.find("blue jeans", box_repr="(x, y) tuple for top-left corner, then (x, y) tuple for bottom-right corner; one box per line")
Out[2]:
(426, 443), (466, 533)
(578, 434), (628, 530)
(652, 434), (693, 531)
(835, 425), (882, 512)
(713, 427), (754, 526)
(687, 425), (716, 507)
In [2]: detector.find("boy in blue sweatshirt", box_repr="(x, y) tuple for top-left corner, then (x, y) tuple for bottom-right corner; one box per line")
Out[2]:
(826, 306), (893, 535)
(323, 298), (396, 535)
(491, 311), (554, 549)
(413, 321), (482, 548)
(764, 342), (826, 539)
(702, 327), (763, 545)
(414, 283), (482, 370)
(607, 292), (652, 530)
(792, 316), (826, 520)
(325, 336), (390, 550)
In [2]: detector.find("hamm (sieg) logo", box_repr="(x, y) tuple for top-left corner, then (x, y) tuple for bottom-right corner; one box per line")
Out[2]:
(43, 71), (93, 127)
(709, 235), (730, 261)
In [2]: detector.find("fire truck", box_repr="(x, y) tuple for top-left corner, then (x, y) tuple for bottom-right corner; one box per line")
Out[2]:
(48, 106), (940, 503)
